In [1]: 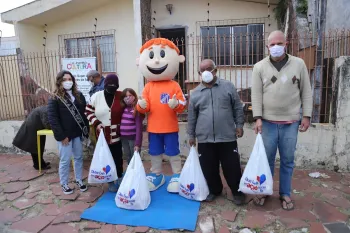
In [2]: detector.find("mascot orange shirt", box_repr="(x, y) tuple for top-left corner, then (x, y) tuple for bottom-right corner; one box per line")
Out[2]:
(136, 38), (186, 193)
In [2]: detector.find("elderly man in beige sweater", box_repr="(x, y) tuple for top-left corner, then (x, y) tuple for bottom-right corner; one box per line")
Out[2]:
(251, 30), (313, 211)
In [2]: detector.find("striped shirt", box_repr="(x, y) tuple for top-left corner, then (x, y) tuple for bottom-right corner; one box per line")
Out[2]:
(120, 106), (144, 147)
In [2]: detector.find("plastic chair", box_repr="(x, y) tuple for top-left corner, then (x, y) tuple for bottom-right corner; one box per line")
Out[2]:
(37, 129), (74, 173)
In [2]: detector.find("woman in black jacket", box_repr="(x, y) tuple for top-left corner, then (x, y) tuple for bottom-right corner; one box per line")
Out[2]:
(48, 70), (89, 195)
(13, 105), (51, 170)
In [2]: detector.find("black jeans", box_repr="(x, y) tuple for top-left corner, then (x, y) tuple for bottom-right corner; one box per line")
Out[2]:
(198, 141), (242, 196)
(31, 135), (46, 168)
(108, 141), (123, 178)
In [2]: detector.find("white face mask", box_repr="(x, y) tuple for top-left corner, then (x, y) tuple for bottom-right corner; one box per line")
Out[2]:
(63, 81), (73, 90)
(269, 45), (285, 58)
(201, 70), (214, 83)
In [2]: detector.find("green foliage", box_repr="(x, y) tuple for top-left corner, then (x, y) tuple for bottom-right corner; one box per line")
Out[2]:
(273, 0), (288, 29)
(296, 0), (308, 16)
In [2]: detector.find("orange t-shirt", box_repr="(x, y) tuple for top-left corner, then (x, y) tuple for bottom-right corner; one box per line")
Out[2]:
(137, 80), (186, 133)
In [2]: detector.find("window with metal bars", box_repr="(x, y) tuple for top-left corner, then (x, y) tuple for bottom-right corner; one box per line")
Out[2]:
(64, 35), (115, 72)
(201, 24), (265, 66)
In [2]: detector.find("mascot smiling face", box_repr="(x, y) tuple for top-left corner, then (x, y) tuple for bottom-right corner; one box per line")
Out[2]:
(137, 38), (185, 81)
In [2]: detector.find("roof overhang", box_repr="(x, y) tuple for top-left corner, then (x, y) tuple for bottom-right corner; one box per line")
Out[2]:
(1, 0), (111, 26)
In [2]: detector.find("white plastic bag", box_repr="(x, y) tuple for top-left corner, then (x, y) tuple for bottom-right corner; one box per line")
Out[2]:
(115, 151), (151, 210)
(179, 146), (209, 201)
(238, 133), (273, 195)
(88, 131), (118, 184)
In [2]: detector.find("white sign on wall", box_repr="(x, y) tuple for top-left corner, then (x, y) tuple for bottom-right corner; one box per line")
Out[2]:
(61, 57), (96, 103)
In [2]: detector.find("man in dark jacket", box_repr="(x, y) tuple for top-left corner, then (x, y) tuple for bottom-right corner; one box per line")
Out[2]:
(87, 70), (105, 97)
(13, 106), (51, 170)
(187, 59), (245, 205)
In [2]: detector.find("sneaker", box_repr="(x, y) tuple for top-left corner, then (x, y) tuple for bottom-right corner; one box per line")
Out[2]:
(146, 173), (165, 191)
(61, 184), (73, 195)
(75, 180), (88, 192)
(108, 182), (118, 193)
(167, 174), (180, 193)
(232, 192), (246, 206)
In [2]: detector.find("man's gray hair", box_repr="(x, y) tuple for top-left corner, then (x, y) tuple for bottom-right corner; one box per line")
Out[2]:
(86, 70), (100, 78)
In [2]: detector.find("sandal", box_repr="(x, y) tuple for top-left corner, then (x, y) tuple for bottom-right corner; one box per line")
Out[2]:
(253, 195), (268, 206)
(279, 195), (295, 211)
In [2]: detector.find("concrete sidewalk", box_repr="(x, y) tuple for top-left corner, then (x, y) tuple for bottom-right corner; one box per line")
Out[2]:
(0, 153), (349, 233)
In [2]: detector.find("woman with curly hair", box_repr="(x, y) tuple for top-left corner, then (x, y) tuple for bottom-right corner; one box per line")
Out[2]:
(48, 70), (89, 195)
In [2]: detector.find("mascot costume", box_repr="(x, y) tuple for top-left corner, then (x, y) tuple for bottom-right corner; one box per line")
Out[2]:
(136, 38), (186, 193)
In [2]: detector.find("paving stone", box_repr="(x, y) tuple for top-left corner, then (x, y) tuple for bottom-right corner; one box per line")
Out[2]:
(4, 182), (29, 193)
(134, 226), (149, 232)
(216, 197), (226, 206)
(51, 185), (64, 196)
(10, 215), (55, 233)
(323, 194), (350, 208)
(309, 222), (327, 233)
(0, 208), (23, 224)
(334, 185), (350, 195)
(221, 210), (237, 222)
(313, 201), (348, 223)
(13, 198), (37, 210)
(293, 193), (316, 211)
(292, 179), (310, 191)
(27, 185), (46, 194)
(305, 186), (340, 196)
(279, 218), (309, 229)
(101, 224), (117, 233)
(0, 195), (6, 203)
(116, 225), (128, 232)
(324, 222), (350, 233)
(48, 177), (60, 184)
(42, 204), (61, 216)
(18, 170), (44, 181)
(52, 211), (81, 224)
(84, 222), (101, 230)
(218, 225), (230, 233)
(77, 186), (103, 203)
(273, 209), (317, 221)
(58, 192), (80, 201)
(7, 190), (25, 201)
(25, 192), (38, 199)
(243, 210), (277, 229)
(0, 176), (11, 184)
(60, 202), (90, 214)
(42, 223), (79, 233)
(37, 197), (54, 204)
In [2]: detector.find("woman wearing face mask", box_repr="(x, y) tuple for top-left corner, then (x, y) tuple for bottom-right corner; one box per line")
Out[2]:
(120, 88), (145, 164)
(48, 70), (89, 195)
(85, 74), (124, 192)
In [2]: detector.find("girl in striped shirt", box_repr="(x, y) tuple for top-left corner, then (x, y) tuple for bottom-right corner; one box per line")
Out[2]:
(120, 88), (145, 164)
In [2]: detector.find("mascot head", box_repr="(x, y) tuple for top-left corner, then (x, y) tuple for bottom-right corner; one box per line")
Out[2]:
(137, 38), (185, 82)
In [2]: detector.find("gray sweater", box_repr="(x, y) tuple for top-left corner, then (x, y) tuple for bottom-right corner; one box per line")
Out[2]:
(187, 78), (244, 143)
(251, 55), (313, 120)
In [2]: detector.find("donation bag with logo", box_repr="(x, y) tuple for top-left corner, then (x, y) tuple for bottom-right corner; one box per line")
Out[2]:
(115, 151), (151, 210)
(179, 146), (209, 201)
(88, 131), (118, 184)
(238, 133), (273, 195)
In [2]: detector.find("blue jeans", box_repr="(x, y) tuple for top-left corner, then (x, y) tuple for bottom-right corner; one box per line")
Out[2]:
(57, 137), (83, 185)
(261, 120), (299, 197)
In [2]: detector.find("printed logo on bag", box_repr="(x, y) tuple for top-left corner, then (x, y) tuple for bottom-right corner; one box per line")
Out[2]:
(117, 189), (136, 205)
(90, 165), (113, 181)
(180, 183), (196, 199)
(244, 174), (267, 193)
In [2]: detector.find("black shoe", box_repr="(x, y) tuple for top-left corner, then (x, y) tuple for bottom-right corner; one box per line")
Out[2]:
(205, 194), (217, 202)
(76, 180), (88, 192)
(232, 192), (246, 206)
(33, 164), (51, 170)
(61, 184), (74, 195)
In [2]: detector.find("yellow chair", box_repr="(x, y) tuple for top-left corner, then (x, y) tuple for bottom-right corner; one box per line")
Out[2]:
(37, 129), (74, 174)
